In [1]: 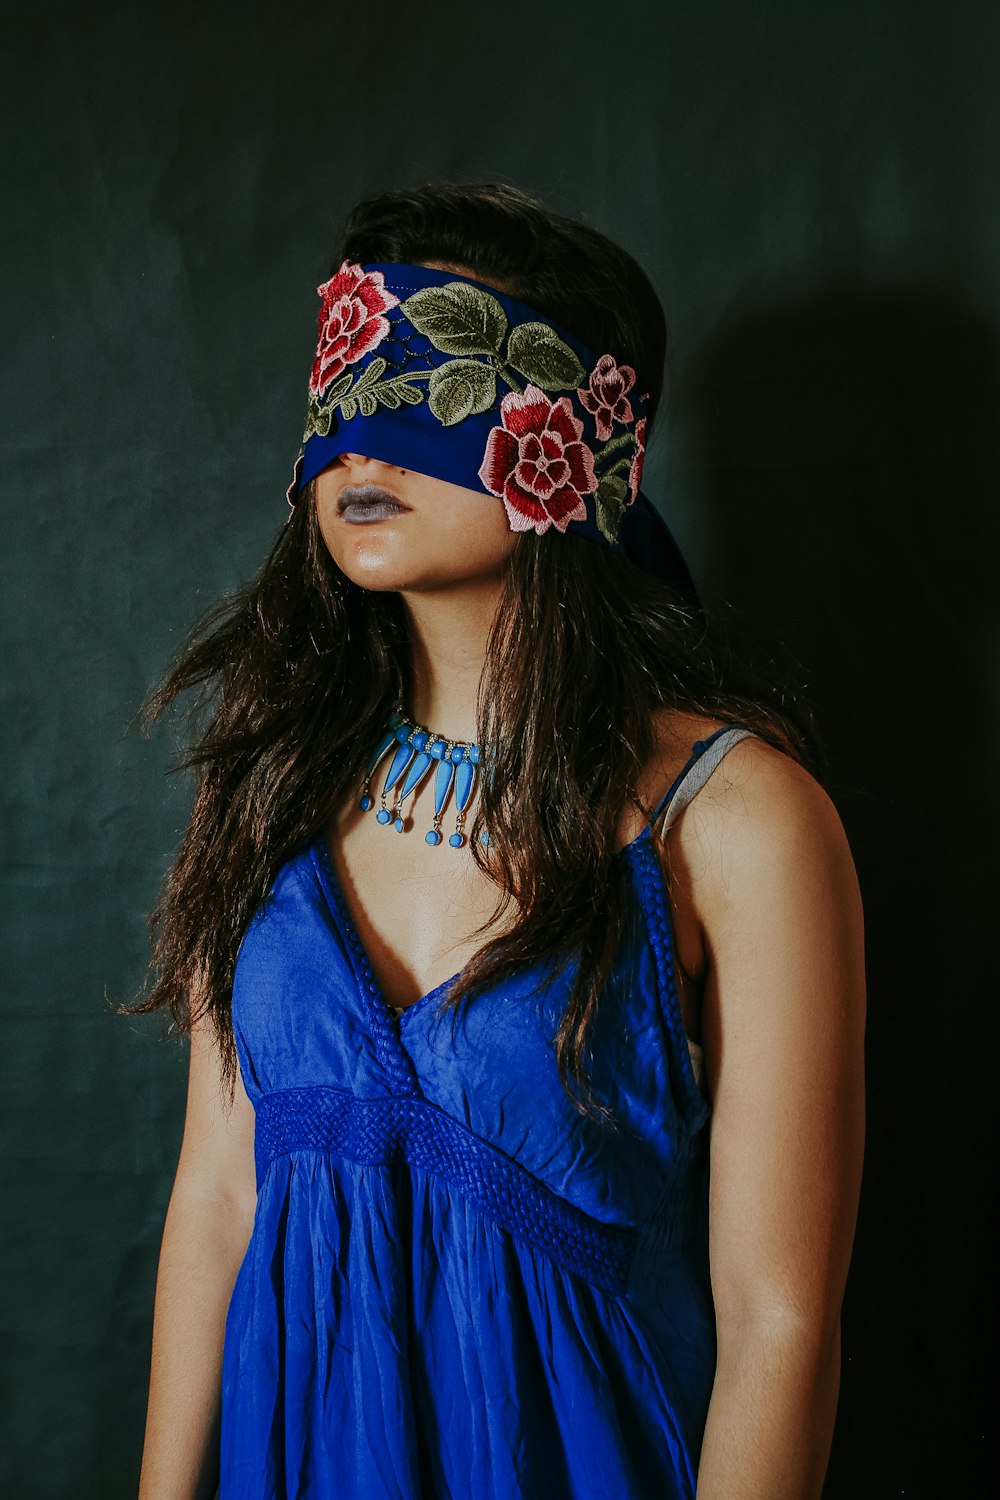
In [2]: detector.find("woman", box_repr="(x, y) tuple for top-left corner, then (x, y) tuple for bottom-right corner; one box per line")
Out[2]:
(133, 181), (865, 1499)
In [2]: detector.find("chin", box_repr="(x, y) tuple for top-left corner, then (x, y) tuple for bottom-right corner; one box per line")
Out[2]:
(330, 546), (424, 591)
(332, 537), (509, 588)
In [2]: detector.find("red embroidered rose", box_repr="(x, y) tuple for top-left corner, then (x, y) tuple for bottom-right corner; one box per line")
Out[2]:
(627, 417), (647, 504)
(577, 354), (637, 441)
(477, 384), (598, 535)
(309, 260), (399, 398)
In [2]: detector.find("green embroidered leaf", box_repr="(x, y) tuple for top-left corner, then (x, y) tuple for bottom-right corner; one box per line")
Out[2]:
(393, 381), (425, 406)
(325, 372), (354, 402)
(373, 384), (402, 409)
(506, 322), (586, 391)
(594, 473), (629, 544)
(427, 359), (497, 425)
(401, 284), (507, 355)
(311, 402), (334, 438)
(357, 391), (378, 417)
(340, 396), (358, 421)
(351, 357), (387, 394)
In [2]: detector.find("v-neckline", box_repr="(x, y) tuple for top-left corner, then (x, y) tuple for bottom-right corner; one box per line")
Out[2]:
(309, 825), (652, 1027)
(310, 833), (473, 1025)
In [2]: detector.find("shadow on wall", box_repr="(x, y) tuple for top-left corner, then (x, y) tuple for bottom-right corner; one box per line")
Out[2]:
(679, 278), (1000, 1498)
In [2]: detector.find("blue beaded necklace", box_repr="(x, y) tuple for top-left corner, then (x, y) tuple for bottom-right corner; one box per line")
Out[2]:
(359, 700), (491, 849)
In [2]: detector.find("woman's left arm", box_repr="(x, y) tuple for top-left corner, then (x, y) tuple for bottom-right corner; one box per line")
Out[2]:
(690, 741), (866, 1500)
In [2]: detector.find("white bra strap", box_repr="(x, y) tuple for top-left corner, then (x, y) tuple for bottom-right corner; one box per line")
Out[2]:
(658, 727), (761, 836)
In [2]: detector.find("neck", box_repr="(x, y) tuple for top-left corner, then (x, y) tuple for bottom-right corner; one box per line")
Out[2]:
(400, 583), (498, 743)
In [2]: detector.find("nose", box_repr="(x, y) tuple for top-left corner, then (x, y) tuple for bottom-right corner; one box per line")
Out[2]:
(338, 452), (405, 475)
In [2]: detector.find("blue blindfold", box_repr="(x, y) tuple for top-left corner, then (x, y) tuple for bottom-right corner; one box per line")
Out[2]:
(286, 260), (698, 603)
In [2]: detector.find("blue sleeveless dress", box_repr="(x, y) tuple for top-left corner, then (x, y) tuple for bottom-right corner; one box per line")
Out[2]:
(219, 724), (755, 1498)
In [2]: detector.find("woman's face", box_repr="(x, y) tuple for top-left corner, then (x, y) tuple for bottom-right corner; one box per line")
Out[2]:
(314, 453), (521, 593)
(313, 257), (522, 594)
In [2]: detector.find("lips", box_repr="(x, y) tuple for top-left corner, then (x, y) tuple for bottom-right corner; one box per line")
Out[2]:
(335, 486), (410, 522)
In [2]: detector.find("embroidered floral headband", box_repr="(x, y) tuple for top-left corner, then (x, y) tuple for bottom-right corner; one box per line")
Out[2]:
(285, 259), (697, 597)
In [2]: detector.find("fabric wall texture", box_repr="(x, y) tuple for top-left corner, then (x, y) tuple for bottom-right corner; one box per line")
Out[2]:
(2, 0), (996, 1495)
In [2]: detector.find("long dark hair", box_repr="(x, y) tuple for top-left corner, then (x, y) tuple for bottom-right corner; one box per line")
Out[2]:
(119, 180), (822, 1126)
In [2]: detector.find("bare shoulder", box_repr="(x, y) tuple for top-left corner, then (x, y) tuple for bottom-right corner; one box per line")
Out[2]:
(684, 724), (849, 862)
(623, 706), (737, 837)
(631, 706), (811, 825)
(635, 708), (862, 977)
(657, 713), (862, 944)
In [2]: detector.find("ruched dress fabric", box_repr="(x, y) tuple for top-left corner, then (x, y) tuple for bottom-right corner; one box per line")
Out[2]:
(220, 724), (756, 1498)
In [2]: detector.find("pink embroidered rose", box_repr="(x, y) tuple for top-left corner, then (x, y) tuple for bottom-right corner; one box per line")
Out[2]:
(627, 417), (647, 504)
(577, 354), (637, 441)
(309, 260), (399, 398)
(477, 384), (598, 535)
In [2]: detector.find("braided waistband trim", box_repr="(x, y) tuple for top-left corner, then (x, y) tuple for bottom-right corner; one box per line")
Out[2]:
(254, 1084), (637, 1296)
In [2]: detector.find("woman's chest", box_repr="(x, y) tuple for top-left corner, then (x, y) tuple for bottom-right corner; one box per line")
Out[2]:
(324, 785), (521, 1013)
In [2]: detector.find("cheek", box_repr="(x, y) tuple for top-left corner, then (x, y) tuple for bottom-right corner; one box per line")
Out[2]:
(445, 492), (520, 564)
(314, 484), (338, 555)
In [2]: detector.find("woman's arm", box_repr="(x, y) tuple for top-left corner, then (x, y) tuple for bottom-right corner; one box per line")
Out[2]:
(679, 739), (866, 1499)
(138, 1009), (258, 1500)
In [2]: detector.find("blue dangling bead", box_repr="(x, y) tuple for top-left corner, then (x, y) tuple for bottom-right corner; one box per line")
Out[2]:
(376, 808), (391, 825)
(425, 828), (442, 845)
(360, 794), (372, 811)
(448, 831), (464, 847)
(480, 829), (490, 846)
(393, 815), (404, 832)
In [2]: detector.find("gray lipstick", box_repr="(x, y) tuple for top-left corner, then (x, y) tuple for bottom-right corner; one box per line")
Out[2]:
(338, 483), (410, 524)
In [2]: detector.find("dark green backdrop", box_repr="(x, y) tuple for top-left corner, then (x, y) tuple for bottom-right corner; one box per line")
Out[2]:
(2, 1), (996, 1495)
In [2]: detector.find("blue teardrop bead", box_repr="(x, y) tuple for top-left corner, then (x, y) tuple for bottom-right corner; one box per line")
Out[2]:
(360, 794), (372, 811)
(434, 757), (455, 814)
(399, 749), (433, 800)
(393, 816), (404, 832)
(454, 757), (475, 812)
(383, 742), (415, 794)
